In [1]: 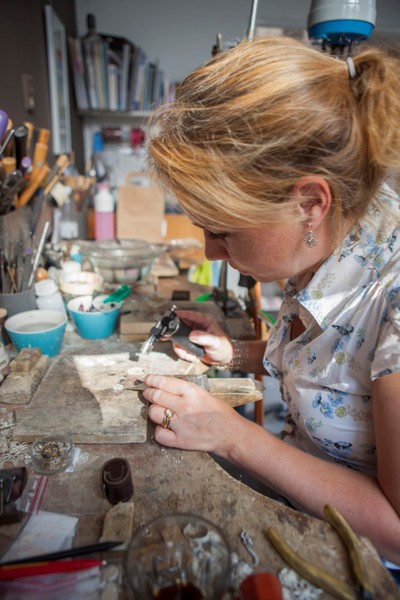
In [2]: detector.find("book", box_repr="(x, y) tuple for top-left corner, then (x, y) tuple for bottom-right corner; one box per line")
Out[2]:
(101, 34), (134, 111)
(82, 38), (98, 109)
(92, 38), (109, 109)
(128, 45), (142, 111)
(108, 63), (119, 111)
(132, 50), (147, 110)
(68, 37), (89, 110)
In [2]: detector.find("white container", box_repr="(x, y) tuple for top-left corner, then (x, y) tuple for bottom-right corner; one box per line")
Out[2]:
(94, 184), (115, 241)
(35, 279), (67, 316)
(61, 260), (82, 276)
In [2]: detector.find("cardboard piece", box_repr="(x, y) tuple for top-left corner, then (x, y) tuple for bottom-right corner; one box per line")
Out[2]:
(116, 172), (165, 242)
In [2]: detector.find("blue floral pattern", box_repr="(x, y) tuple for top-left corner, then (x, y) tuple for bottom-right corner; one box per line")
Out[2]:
(264, 184), (400, 476)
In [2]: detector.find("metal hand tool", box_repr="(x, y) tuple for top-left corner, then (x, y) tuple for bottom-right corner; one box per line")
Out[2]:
(141, 305), (205, 358)
(266, 503), (374, 600)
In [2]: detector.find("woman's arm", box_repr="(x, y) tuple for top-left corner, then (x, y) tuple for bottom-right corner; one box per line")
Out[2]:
(373, 373), (400, 519)
(144, 373), (400, 562)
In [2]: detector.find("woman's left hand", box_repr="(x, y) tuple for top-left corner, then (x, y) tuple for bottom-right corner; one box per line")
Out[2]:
(143, 374), (242, 453)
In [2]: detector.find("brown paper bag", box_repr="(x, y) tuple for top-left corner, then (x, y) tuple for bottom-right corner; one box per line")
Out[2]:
(116, 172), (165, 242)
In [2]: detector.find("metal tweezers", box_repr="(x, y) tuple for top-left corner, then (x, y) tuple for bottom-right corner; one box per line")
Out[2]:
(266, 504), (374, 600)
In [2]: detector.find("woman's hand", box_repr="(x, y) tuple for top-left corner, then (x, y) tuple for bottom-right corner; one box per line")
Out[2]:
(171, 310), (233, 366)
(143, 374), (242, 453)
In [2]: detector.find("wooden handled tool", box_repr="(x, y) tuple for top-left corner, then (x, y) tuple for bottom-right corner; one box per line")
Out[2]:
(16, 164), (50, 209)
(2, 157), (16, 175)
(32, 142), (48, 177)
(43, 154), (69, 196)
(37, 128), (50, 146)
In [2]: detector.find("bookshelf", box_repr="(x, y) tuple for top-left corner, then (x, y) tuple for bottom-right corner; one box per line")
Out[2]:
(79, 110), (153, 186)
(68, 19), (169, 183)
(78, 110), (152, 119)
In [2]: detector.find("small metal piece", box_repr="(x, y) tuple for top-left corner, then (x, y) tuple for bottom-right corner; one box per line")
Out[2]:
(240, 530), (259, 567)
(41, 442), (61, 459)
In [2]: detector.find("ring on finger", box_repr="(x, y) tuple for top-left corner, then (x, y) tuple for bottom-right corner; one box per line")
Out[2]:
(161, 408), (175, 429)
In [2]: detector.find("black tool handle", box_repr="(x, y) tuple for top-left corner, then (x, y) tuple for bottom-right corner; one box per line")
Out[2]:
(173, 319), (205, 358)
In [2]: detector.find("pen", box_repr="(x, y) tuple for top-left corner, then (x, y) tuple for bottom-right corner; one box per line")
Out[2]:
(0, 558), (104, 580)
(0, 540), (124, 566)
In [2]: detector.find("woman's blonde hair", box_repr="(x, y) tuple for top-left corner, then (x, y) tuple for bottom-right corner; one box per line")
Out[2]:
(148, 36), (400, 233)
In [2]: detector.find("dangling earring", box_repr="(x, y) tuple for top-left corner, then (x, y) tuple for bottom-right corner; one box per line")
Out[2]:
(304, 223), (317, 248)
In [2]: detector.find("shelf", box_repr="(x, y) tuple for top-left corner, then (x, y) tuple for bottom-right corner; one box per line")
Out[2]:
(78, 110), (152, 119)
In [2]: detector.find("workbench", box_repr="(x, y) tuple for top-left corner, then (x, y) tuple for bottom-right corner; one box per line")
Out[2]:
(0, 287), (398, 599)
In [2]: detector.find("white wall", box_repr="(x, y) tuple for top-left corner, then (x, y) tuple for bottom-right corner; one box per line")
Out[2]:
(75, 0), (399, 84)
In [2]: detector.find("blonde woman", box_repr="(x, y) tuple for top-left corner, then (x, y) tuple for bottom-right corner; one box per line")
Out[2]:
(143, 36), (400, 566)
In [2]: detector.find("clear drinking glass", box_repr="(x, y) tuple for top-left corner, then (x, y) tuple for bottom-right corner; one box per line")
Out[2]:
(124, 513), (231, 599)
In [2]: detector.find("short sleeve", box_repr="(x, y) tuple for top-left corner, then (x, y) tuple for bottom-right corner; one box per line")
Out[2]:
(371, 287), (400, 380)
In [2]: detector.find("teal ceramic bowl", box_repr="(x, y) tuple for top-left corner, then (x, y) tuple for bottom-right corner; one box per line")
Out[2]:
(5, 310), (67, 357)
(67, 295), (121, 340)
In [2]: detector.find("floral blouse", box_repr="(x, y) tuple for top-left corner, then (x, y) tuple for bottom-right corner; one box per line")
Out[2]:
(264, 184), (400, 477)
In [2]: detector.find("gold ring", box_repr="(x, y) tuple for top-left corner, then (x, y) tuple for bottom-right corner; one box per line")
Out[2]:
(161, 408), (175, 429)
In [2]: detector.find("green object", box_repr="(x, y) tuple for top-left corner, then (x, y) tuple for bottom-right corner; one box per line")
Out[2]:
(190, 258), (213, 286)
(195, 293), (213, 302)
(259, 310), (276, 324)
(103, 284), (131, 304)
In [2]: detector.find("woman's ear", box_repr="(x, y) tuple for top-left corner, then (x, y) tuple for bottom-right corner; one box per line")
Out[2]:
(292, 176), (332, 227)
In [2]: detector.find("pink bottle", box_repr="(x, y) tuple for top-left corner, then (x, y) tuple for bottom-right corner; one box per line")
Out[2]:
(94, 184), (115, 241)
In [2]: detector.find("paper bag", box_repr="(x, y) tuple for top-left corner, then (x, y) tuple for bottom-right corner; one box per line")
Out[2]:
(116, 172), (165, 242)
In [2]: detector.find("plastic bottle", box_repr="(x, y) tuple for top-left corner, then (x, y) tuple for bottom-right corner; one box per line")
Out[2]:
(34, 279), (67, 316)
(94, 183), (115, 241)
(87, 132), (108, 183)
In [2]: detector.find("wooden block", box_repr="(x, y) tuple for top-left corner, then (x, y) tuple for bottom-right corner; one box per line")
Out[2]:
(100, 501), (135, 546)
(9, 348), (42, 373)
(0, 355), (50, 405)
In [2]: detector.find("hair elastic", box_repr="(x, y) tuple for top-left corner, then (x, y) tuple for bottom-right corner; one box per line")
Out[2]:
(346, 56), (356, 80)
